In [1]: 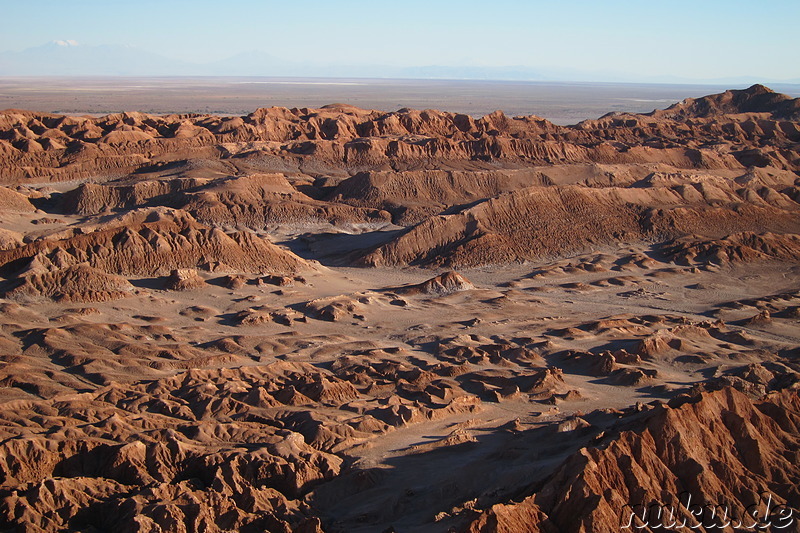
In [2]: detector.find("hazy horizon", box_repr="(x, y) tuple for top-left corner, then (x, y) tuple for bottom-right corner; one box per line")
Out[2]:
(3, 77), (799, 126)
(1, 0), (798, 83)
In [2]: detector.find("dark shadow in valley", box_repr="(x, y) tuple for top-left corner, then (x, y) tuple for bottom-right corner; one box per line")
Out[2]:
(280, 229), (404, 266)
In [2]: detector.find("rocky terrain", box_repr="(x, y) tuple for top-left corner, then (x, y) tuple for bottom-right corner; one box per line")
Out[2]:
(0, 84), (798, 532)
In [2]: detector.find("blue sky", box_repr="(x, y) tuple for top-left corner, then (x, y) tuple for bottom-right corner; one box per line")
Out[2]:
(2, 0), (798, 80)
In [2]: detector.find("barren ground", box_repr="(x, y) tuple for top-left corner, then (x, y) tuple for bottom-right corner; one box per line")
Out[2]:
(0, 83), (798, 532)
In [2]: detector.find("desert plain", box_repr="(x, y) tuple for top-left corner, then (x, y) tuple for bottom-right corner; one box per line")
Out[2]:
(0, 83), (798, 532)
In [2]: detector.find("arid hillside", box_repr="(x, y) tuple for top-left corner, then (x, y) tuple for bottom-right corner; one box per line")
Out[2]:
(0, 85), (798, 532)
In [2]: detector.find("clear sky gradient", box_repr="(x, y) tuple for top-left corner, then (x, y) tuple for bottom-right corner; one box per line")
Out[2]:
(2, 0), (798, 81)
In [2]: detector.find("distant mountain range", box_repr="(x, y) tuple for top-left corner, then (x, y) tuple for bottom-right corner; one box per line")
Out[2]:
(0, 41), (197, 76)
(1, 41), (799, 85)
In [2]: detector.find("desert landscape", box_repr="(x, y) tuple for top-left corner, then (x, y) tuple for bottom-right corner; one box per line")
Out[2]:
(0, 83), (798, 532)
(0, 77), (766, 125)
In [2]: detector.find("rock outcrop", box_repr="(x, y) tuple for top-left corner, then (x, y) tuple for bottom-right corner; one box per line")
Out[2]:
(1, 85), (798, 184)
(464, 387), (800, 532)
(391, 271), (476, 295)
(0, 209), (306, 277)
(2, 263), (137, 302)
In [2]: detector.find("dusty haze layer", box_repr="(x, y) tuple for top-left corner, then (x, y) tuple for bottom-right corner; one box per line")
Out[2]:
(7, 77), (797, 125)
(0, 84), (798, 532)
